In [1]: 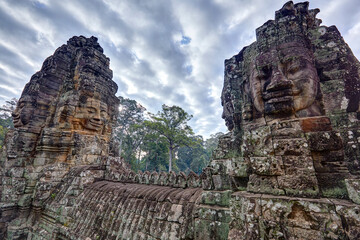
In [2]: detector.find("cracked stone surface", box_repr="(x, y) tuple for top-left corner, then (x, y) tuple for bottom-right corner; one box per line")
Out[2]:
(219, 1), (360, 239)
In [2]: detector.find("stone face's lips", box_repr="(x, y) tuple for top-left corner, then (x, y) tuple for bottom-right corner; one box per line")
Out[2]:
(88, 119), (103, 128)
(267, 95), (293, 103)
(13, 116), (20, 122)
(12, 115), (21, 126)
(263, 89), (293, 103)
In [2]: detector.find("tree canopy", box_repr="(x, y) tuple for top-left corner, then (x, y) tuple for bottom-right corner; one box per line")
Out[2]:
(111, 97), (225, 173)
(114, 96), (146, 161)
(0, 98), (17, 149)
(145, 105), (196, 172)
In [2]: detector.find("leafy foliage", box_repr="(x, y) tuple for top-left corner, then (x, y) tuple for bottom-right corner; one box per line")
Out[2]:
(113, 97), (224, 173)
(204, 132), (225, 159)
(145, 105), (196, 172)
(120, 122), (149, 171)
(177, 133), (224, 174)
(177, 135), (206, 174)
(141, 132), (169, 172)
(114, 96), (146, 167)
(0, 98), (17, 149)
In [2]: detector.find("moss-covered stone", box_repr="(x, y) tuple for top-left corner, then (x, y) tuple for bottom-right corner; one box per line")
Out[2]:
(200, 190), (232, 207)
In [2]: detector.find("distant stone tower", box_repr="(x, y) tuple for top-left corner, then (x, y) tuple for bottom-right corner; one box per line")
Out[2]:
(0, 36), (119, 239)
(220, 0), (360, 197)
(217, 1), (360, 238)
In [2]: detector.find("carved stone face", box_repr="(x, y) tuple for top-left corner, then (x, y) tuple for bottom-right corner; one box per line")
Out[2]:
(12, 96), (34, 128)
(75, 98), (109, 133)
(250, 42), (319, 117)
(222, 101), (234, 131)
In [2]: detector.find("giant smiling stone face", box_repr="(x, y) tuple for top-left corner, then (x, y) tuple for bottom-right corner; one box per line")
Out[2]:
(250, 42), (320, 117)
(12, 96), (34, 128)
(74, 97), (109, 133)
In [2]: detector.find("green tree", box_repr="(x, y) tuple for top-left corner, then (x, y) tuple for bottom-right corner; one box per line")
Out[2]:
(145, 105), (195, 172)
(120, 123), (148, 170)
(204, 132), (224, 160)
(177, 135), (206, 174)
(0, 126), (7, 149)
(115, 96), (146, 157)
(177, 133), (225, 174)
(141, 132), (168, 172)
(0, 98), (17, 149)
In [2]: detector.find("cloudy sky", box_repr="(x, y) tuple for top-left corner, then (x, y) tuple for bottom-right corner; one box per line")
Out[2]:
(1, 0), (360, 138)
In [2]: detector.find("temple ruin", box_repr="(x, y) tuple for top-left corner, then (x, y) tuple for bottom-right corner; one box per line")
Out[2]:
(1, 1), (360, 239)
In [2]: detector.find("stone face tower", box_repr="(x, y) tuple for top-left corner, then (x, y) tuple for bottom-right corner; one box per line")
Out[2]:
(0, 36), (119, 238)
(218, 1), (360, 238)
(221, 1), (360, 197)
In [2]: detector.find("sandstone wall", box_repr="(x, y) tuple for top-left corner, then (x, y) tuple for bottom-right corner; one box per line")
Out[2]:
(219, 1), (360, 239)
(0, 36), (120, 239)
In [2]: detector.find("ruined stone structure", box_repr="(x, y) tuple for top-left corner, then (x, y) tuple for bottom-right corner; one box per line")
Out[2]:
(0, 36), (207, 240)
(0, 36), (120, 238)
(220, 1), (360, 239)
(1, 1), (360, 240)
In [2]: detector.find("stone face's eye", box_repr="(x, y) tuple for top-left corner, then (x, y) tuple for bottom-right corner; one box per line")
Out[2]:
(287, 59), (301, 74)
(285, 58), (307, 75)
(100, 110), (108, 118)
(87, 107), (96, 114)
(258, 66), (272, 79)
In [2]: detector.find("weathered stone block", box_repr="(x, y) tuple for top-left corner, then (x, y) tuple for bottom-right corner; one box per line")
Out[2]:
(209, 160), (231, 175)
(230, 157), (250, 177)
(300, 116), (333, 132)
(277, 170), (319, 197)
(197, 206), (231, 223)
(247, 174), (285, 195)
(320, 80), (346, 114)
(271, 119), (304, 138)
(17, 194), (32, 207)
(273, 138), (310, 156)
(200, 190), (231, 207)
(243, 125), (274, 157)
(211, 174), (231, 191)
(168, 204), (183, 223)
(7, 167), (24, 178)
(345, 179), (360, 204)
(281, 156), (315, 174)
(194, 219), (229, 240)
(306, 131), (343, 152)
(250, 156), (284, 176)
(212, 133), (235, 160)
(200, 168), (214, 190)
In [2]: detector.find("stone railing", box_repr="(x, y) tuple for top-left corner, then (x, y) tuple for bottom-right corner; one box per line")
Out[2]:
(105, 167), (215, 189)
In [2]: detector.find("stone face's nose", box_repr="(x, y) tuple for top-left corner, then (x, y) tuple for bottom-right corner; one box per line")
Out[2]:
(12, 110), (18, 118)
(221, 109), (226, 119)
(93, 109), (101, 121)
(266, 69), (292, 92)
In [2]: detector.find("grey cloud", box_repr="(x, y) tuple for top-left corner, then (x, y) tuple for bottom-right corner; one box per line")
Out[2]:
(0, 45), (34, 75)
